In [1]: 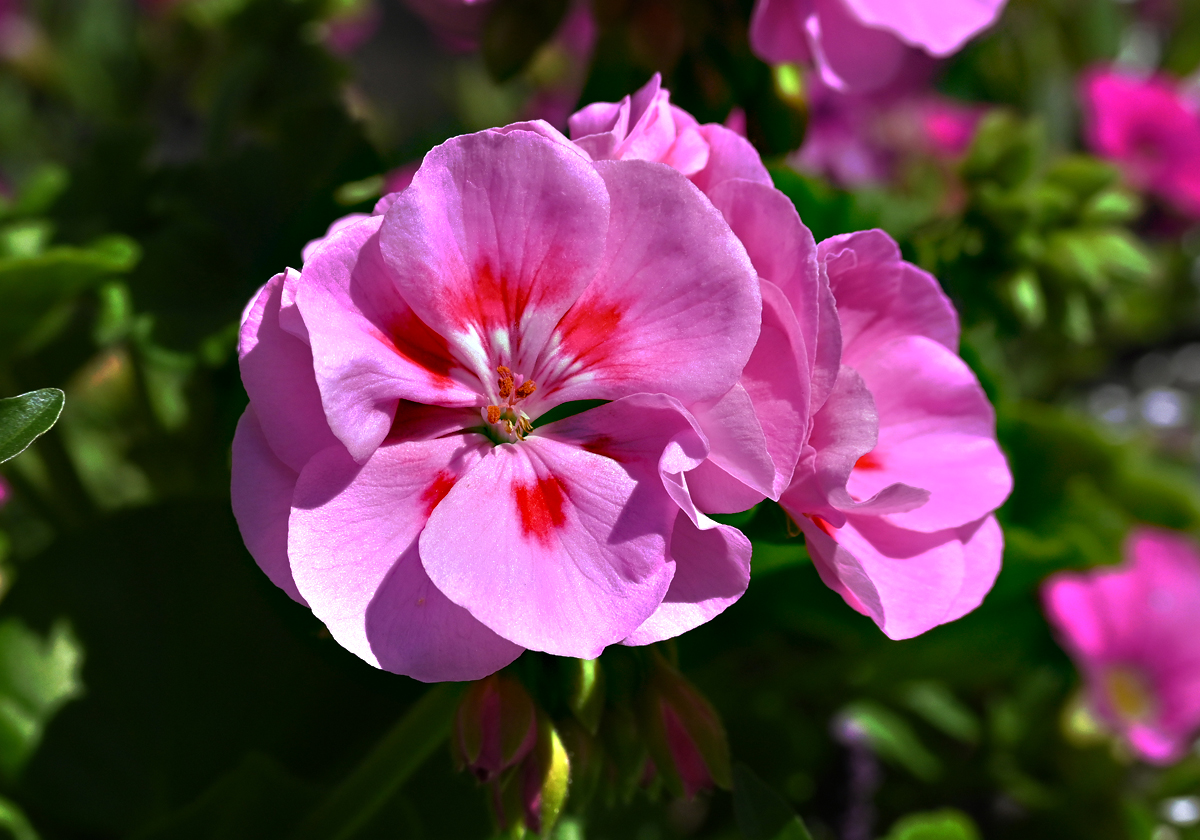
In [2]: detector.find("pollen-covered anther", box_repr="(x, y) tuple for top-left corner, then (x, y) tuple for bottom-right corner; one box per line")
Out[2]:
(515, 380), (537, 399)
(486, 405), (502, 424)
(497, 365), (514, 399)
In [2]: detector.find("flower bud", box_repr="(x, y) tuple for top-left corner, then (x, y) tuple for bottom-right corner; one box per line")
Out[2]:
(452, 673), (538, 783)
(639, 654), (731, 800)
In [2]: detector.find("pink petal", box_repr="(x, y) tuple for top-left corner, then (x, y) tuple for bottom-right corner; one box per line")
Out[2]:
(421, 396), (707, 656)
(803, 513), (998, 639)
(297, 214), (479, 462)
(288, 434), (523, 680)
(621, 511), (752, 645)
(706, 178), (838, 414)
(231, 408), (307, 605)
(841, 0), (1006, 57)
(688, 124), (774, 193)
(749, 0), (813, 65)
(806, 0), (909, 93)
(686, 458), (770, 514)
(940, 514), (1003, 623)
(662, 126), (711, 176)
(846, 336), (1010, 532)
(689, 383), (776, 503)
(239, 271), (339, 472)
(792, 365), (928, 517)
(302, 213), (371, 265)
(819, 229), (959, 368)
(540, 158), (761, 406)
(379, 129), (611, 394)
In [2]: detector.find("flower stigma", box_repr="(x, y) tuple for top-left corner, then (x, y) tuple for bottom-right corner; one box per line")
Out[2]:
(483, 365), (537, 443)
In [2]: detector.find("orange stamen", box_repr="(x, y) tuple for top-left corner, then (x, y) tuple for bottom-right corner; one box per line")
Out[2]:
(486, 405), (501, 424)
(515, 380), (537, 399)
(497, 365), (514, 399)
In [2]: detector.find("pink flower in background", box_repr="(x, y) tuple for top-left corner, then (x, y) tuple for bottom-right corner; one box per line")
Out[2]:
(1043, 528), (1200, 764)
(232, 125), (763, 681)
(1080, 67), (1200, 218)
(796, 72), (983, 186)
(779, 231), (1011, 639)
(321, 0), (382, 56)
(749, 0), (1007, 92)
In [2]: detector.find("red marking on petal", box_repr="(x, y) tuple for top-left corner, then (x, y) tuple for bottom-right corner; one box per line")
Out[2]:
(555, 297), (624, 369)
(421, 470), (458, 517)
(514, 476), (569, 544)
(809, 515), (837, 537)
(580, 435), (626, 463)
(378, 307), (457, 384)
(854, 452), (883, 471)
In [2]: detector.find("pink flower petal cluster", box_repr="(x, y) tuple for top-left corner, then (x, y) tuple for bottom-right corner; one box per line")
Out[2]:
(1043, 528), (1200, 764)
(1080, 67), (1200, 218)
(749, 0), (1007, 92)
(232, 124), (765, 681)
(568, 77), (1011, 640)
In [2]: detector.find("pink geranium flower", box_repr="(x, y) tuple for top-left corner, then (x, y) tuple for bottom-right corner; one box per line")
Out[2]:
(232, 125), (764, 681)
(566, 77), (1007, 639)
(1080, 67), (1200, 218)
(1043, 528), (1200, 764)
(749, 0), (1007, 92)
(779, 231), (1011, 639)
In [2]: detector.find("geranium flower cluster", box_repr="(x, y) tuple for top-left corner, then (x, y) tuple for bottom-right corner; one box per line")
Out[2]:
(231, 75), (1011, 682)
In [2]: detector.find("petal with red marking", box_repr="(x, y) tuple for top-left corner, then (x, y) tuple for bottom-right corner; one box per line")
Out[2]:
(288, 434), (521, 680)
(422, 397), (707, 656)
(297, 215), (478, 462)
(846, 337), (1010, 532)
(379, 130), (610, 388)
(540, 159), (760, 407)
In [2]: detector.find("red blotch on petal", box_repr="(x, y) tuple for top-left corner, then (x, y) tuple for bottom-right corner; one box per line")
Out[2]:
(515, 476), (569, 544)
(421, 470), (458, 517)
(809, 515), (837, 537)
(555, 297), (624, 369)
(854, 452), (883, 471)
(377, 307), (458, 384)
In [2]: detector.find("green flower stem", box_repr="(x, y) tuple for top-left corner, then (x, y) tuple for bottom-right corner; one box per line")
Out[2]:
(289, 682), (466, 840)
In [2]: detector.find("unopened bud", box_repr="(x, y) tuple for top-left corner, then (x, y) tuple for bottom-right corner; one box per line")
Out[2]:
(453, 673), (538, 783)
(639, 654), (731, 799)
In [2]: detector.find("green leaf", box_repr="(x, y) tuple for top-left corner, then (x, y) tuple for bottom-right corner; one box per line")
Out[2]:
(0, 618), (85, 779)
(567, 657), (605, 735)
(837, 701), (941, 782)
(898, 682), (981, 745)
(289, 682), (465, 840)
(0, 237), (140, 356)
(0, 389), (65, 464)
(882, 809), (981, 840)
(732, 763), (814, 840)
(0, 796), (39, 840)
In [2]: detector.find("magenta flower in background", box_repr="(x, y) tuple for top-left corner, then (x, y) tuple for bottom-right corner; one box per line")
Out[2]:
(749, 0), (1007, 92)
(1080, 67), (1200, 218)
(1043, 528), (1200, 764)
(779, 231), (1011, 639)
(232, 125), (764, 681)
